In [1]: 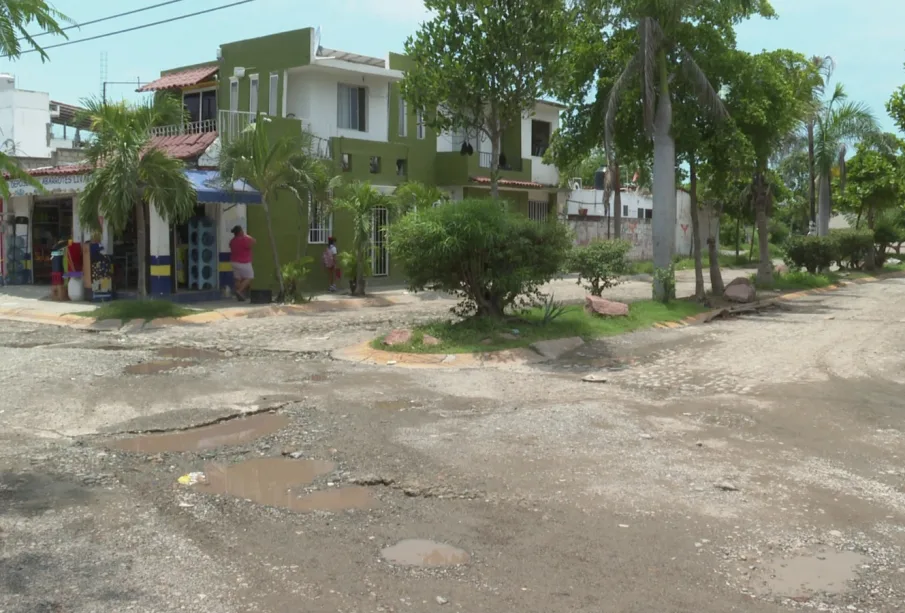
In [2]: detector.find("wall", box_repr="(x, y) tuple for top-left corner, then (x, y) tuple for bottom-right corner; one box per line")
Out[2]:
(570, 217), (654, 260)
(521, 103), (560, 186)
(0, 89), (51, 159)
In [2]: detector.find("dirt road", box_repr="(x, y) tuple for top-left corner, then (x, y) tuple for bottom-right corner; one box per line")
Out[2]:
(1, 276), (904, 612)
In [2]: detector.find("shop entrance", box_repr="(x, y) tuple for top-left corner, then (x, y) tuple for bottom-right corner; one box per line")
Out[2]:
(111, 204), (146, 293)
(31, 198), (73, 284)
(171, 204), (218, 294)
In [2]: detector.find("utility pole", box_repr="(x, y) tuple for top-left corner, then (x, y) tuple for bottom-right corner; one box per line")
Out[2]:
(102, 79), (146, 105)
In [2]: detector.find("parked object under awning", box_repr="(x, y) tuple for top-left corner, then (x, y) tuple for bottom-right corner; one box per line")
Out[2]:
(185, 169), (262, 205)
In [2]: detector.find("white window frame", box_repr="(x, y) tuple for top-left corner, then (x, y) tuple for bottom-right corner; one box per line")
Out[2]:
(229, 78), (239, 112)
(268, 72), (279, 116)
(248, 74), (259, 117)
(398, 98), (407, 137)
(308, 196), (333, 244)
(338, 83), (367, 132)
(416, 110), (425, 139)
(528, 200), (548, 223)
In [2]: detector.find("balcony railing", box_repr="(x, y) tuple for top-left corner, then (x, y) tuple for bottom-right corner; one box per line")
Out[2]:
(478, 150), (522, 171)
(218, 110), (332, 160)
(149, 118), (217, 137)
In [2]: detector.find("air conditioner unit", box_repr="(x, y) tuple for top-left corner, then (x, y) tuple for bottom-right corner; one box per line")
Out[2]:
(568, 178), (582, 191)
(49, 103), (61, 118)
(234, 67), (246, 78)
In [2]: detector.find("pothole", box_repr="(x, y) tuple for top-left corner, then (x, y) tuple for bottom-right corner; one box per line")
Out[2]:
(110, 413), (290, 453)
(380, 539), (470, 567)
(156, 347), (225, 360)
(123, 360), (198, 375)
(750, 549), (868, 599)
(194, 458), (375, 512)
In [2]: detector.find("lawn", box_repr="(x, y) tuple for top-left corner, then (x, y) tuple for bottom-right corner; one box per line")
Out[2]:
(373, 299), (709, 354)
(77, 300), (197, 322)
(630, 252), (763, 275)
(755, 263), (905, 291)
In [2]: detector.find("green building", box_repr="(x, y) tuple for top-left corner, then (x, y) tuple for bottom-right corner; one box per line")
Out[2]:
(140, 27), (565, 293)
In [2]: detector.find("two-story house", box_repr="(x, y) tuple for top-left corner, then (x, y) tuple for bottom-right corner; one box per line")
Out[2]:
(144, 27), (565, 292)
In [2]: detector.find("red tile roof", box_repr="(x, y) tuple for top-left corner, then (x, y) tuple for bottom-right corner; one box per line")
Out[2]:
(27, 164), (91, 177)
(138, 64), (218, 92)
(469, 176), (549, 189)
(148, 131), (217, 160)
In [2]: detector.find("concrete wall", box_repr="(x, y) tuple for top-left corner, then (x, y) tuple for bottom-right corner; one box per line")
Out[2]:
(521, 103), (560, 186)
(570, 217), (654, 260)
(0, 88), (51, 159)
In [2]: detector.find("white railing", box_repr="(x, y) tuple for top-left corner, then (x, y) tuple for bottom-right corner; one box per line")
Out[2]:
(218, 110), (332, 160)
(478, 150), (522, 171)
(149, 118), (217, 137)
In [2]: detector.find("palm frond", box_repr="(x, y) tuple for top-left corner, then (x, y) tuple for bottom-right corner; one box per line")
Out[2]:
(0, 150), (42, 199)
(0, 0), (71, 61)
(677, 46), (727, 121)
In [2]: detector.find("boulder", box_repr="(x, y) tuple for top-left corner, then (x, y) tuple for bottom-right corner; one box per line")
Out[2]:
(723, 277), (756, 303)
(774, 264), (789, 274)
(585, 295), (630, 317)
(530, 336), (584, 359)
(422, 334), (440, 346)
(383, 329), (413, 346)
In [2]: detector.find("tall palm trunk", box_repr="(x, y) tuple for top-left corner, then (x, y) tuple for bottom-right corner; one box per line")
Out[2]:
(817, 175), (831, 236)
(262, 199), (285, 299)
(753, 171), (773, 286)
(136, 201), (148, 298)
(689, 160), (704, 301)
(807, 121), (816, 228)
(613, 161), (622, 239)
(651, 51), (676, 300)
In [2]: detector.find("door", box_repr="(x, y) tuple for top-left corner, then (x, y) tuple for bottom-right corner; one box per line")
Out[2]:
(371, 206), (388, 277)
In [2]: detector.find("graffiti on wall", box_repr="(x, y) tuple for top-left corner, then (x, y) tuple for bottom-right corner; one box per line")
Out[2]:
(568, 218), (653, 260)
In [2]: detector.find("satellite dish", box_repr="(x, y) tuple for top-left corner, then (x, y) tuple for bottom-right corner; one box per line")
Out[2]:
(569, 178), (582, 191)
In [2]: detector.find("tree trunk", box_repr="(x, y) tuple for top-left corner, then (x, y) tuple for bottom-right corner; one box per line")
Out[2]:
(735, 207), (741, 258)
(818, 175), (831, 236)
(708, 202), (725, 295)
(807, 121), (816, 228)
(489, 123), (501, 200)
(262, 200), (285, 299)
(136, 201), (148, 298)
(689, 160), (704, 301)
(354, 246), (366, 296)
(754, 172), (773, 287)
(651, 50), (677, 301)
(865, 204), (877, 271)
(613, 161), (622, 239)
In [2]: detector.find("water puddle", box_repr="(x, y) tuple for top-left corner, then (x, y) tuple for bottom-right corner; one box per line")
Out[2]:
(156, 347), (225, 360)
(123, 360), (197, 375)
(193, 458), (374, 512)
(751, 549), (867, 598)
(380, 539), (470, 567)
(110, 413), (290, 453)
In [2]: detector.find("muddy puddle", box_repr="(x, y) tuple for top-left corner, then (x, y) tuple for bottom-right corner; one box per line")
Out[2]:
(195, 458), (375, 512)
(751, 549), (867, 598)
(123, 359), (197, 375)
(380, 539), (470, 567)
(110, 413), (290, 453)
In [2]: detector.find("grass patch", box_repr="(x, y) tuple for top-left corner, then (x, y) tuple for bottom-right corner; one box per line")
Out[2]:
(630, 253), (758, 275)
(753, 270), (841, 291)
(372, 299), (708, 354)
(76, 300), (197, 322)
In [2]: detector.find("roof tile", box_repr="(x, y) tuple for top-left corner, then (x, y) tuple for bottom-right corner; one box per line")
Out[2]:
(138, 65), (218, 92)
(147, 131), (218, 160)
(469, 176), (549, 189)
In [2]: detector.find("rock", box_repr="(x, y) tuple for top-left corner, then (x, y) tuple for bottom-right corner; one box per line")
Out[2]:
(829, 530), (843, 538)
(582, 374), (607, 383)
(774, 264), (789, 274)
(530, 336), (584, 359)
(640, 433), (654, 440)
(441, 355), (456, 364)
(888, 257), (901, 265)
(288, 451), (305, 459)
(386, 360), (397, 366)
(724, 277), (756, 303)
(480, 338), (494, 345)
(499, 332), (519, 341)
(383, 329), (412, 346)
(585, 295), (629, 317)
(715, 481), (739, 492)
(422, 334), (440, 346)
(91, 318), (123, 331)
(436, 596), (449, 605)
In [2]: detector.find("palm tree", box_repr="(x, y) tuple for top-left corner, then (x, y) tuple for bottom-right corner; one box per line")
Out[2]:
(603, 2), (732, 299)
(0, 0), (70, 60)
(804, 55), (836, 231)
(77, 97), (196, 297)
(333, 181), (391, 296)
(813, 83), (877, 235)
(294, 159), (342, 260)
(392, 180), (447, 215)
(219, 116), (317, 299)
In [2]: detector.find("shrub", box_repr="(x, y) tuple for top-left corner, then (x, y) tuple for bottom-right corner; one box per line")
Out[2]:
(872, 218), (902, 267)
(830, 229), (873, 269)
(784, 235), (837, 273)
(768, 220), (790, 245)
(388, 198), (572, 317)
(281, 256), (315, 303)
(652, 264), (676, 303)
(569, 239), (631, 296)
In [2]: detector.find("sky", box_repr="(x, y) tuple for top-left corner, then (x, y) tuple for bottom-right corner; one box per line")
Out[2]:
(3, 0), (904, 134)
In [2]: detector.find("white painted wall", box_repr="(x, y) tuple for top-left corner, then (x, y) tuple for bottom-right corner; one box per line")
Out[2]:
(0, 88), (51, 159)
(521, 103), (560, 186)
(285, 69), (392, 143)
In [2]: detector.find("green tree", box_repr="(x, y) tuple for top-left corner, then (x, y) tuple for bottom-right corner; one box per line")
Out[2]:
(0, 0), (69, 60)
(77, 97), (195, 297)
(401, 0), (570, 198)
(601, 0), (774, 299)
(393, 180), (447, 215)
(220, 116), (318, 299)
(332, 181), (392, 296)
(803, 55), (836, 228)
(812, 83), (877, 236)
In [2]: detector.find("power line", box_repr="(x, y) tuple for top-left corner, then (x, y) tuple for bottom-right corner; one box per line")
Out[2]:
(21, 0), (190, 41)
(14, 0), (256, 56)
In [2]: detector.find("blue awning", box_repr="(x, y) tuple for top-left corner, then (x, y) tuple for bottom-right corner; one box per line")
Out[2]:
(185, 169), (262, 205)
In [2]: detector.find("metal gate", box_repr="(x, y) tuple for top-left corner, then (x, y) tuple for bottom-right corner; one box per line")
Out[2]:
(371, 206), (389, 277)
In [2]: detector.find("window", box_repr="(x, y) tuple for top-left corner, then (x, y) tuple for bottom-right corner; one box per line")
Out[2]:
(249, 74), (259, 116)
(622, 204), (628, 217)
(371, 206), (389, 277)
(645, 208), (653, 219)
(338, 84), (367, 131)
(531, 120), (552, 157)
(528, 200), (548, 222)
(369, 156), (381, 174)
(637, 208), (644, 219)
(229, 78), (239, 112)
(396, 159), (407, 176)
(416, 110), (425, 139)
(308, 197), (333, 244)
(397, 98), (407, 137)
(269, 73), (279, 116)
(341, 153), (351, 172)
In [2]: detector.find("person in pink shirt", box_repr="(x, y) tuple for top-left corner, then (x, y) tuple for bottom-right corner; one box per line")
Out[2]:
(229, 225), (256, 301)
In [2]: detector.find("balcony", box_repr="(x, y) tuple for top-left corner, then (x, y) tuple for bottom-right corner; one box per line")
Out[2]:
(436, 151), (532, 186)
(478, 150), (524, 172)
(218, 110), (332, 160)
(149, 118), (217, 137)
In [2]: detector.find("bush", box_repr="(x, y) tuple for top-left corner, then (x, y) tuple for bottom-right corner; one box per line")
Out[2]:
(768, 220), (790, 245)
(652, 264), (676, 303)
(830, 229), (873, 269)
(281, 256), (315, 303)
(389, 198), (573, 317)
(784, 235), (836, 274)
(872, 218), (903, 267)
(569, 239), (631, 296)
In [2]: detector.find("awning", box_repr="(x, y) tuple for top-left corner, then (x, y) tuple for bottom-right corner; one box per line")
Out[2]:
(185, 169), (262, 205)
(138, 64), (219, 92)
